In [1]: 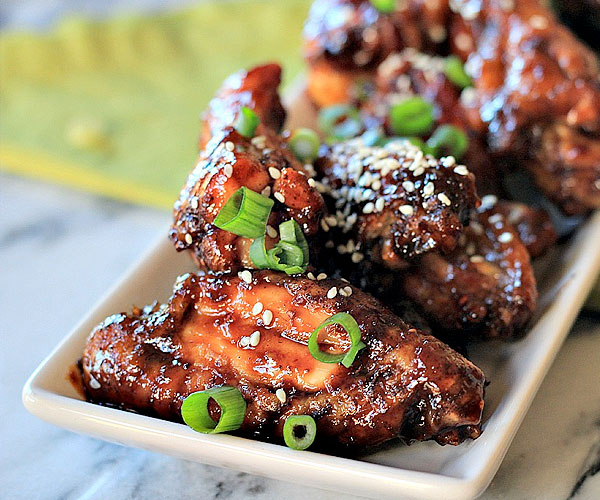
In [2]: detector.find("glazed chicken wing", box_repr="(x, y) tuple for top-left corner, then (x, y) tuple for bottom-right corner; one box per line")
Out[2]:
(401, 201), (538, 339)
(170, 65), (326, 273)
(81, 271), (485, 450)
(314, 136), (479, 268)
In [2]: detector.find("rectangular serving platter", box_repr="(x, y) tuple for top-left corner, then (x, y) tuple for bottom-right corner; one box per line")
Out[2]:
(23, 85), (600, 500)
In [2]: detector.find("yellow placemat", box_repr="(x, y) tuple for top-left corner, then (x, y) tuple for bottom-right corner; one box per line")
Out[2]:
(0, 0), (310, 210)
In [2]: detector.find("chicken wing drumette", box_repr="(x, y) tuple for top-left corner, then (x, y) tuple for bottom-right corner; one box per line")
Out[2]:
(313, 136), (479, 269)
(170, 64), (326, 273)
(81, 271), (485, 450)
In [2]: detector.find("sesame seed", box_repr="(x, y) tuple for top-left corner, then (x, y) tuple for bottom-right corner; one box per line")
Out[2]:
(470, 255), (485, 263)
(402, 181), (415, 192)
(327, 287), (338, 299)
(239, 270), (252, 284)
(488, 213), (503, 224)
(274, 192), (286, 204)
(498, 232), (513, 243)
(266, 225), (278, 238)
(249, 331), (261, 347)
(529, 14), (548, 30)
(375, 198), (385, 212)
(308, 178), (316, 187)
(339, 288), (348, 297)
(441, 156), (456, 167)
(399, 205), (414, 216)
(240, 336), (250, 347)
(184, 233), (193, 245)
(317, 273), (328, 280)
(224, 164), (233, 178)
(351, 252), (364, 263)
(225, 141), (235, 151)
(261, 186), (271, 197)
(438, 193), (452, 206)
(268, 167), (281, 179)
(262, 309), (273, 325)
(88, 377), (101, 390)
(307, 272), (316, 280)
(190, 197), (199, 209)
(371, 180), (382, 190)
(454, 165), (469, 176)
(252, 302), (263, 315)
(413, 167), (425, 176)
(423, 183), (435, 196)
(480, 194), (498, 210)
(320, 219), (330, 232)
(363, 202), (375, 214)
(251, 135), (266, 148)
(343, 286), (353, 296)
(275, 388), (287, 403)
(470, 222), (484, 235)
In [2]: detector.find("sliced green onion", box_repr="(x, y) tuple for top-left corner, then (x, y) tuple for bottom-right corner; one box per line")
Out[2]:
(235, 106), (260, 138)
(289, 128), (320, 162)
(426, 124), (469, 159)
(318, 104), (362, 141)
(213, 187), (274, 238)
(308, 312), (366, 368)
(181, 386), (247, 434)
(278, 219), (309, 264)
(283, 415), (317, 450)
(388, 97), (434, 136)
(444, 56), (473, 89)
(370, 0), (396, 14)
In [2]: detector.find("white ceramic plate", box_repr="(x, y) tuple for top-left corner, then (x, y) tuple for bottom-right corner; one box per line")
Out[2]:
(23, 87), (600, 500)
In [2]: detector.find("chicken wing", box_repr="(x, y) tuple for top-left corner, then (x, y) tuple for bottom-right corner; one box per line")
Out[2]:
(170, 64), (326, 273)
(81, 271), (485, 450)
(314, 136), (479, 269)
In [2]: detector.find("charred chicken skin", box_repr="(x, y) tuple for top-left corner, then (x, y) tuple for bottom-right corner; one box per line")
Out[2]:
(314, 136), (479, 269)
(81, 271), (485, 450)
(170, 64), (326, 273)
(304, 0), (600, 214)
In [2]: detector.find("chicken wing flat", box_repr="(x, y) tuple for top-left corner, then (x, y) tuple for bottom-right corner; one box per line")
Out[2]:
(314, 136), (479, 268)
(304, 0), (600, 213)
(170, 65), (326, 273)
(81, 271), (485, 450)
(401, 202), (538, 339)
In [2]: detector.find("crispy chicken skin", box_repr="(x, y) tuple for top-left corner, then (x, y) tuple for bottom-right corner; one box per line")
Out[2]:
(314, 136), (479, 268)
(81, 271), (485, 450)
(401, 204), (538, 339)
(170, 64), (326, 273)
(170, 127), (326, 273)
(304, 0), (600, 213)
(200, 63), (286, 150)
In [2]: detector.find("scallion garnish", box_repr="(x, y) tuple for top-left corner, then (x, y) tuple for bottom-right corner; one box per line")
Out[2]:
(249, 219), (309, 274)
(181, 386), (247, 434)
(308, 312), (366, 368)
(444, 56), (473, 89)
(388, 97), (434, 136)
(370, 0), (396, 14)
(426, 124), (469, 159)
(283, 415), (317, 450)
(213, 186), (274, 239)
(289, 128), (320, 162)
(235, 106), (260, 138)
(318, 104), (362, 141)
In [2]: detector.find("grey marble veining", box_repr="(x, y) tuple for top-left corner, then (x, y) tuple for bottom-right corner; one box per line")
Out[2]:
(1, 173), (599, 500)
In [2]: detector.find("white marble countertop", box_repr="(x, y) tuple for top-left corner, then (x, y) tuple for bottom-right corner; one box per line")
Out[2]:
(1, 173), (599, 500)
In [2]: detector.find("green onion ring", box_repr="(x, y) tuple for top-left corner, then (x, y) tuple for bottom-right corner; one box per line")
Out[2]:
(308, 312), (366, 368)
(278, 219), (309, 264)
(289, 128), (320, 162)
(213, 186), (274, 239)
(250, 219), (309, 274)
(181, 386), (247, 434)
(235, 106), (260, 138)
(370, 0), (396, 14)
(426, 124), (469, 159)
(388, 97), (434, 136)
(283, 415), (317, 450)
(444, 56), (473, 89)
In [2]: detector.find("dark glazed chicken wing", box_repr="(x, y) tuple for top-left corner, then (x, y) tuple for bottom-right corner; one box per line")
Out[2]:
(401, 202), (538, 339)
(81, 271), (485, 450)
(170, 65), (326, 273)
(314, 136), (479, 268)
